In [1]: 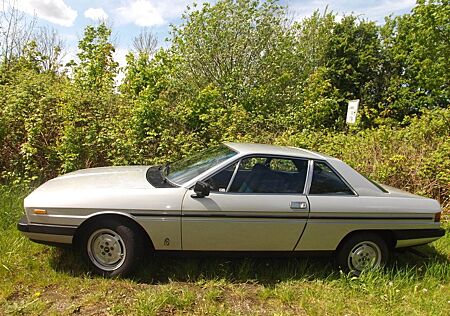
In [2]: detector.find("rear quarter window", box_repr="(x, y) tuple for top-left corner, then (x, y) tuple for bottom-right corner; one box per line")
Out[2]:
(309, 161), (354, 195)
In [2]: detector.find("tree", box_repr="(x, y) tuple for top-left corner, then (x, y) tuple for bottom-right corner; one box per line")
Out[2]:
(73, 23), (118, 91)
(171, 0), (296, 105)
(33, 26), (65, 72)
(0, 0), (35, 67)
(132, 27), (158, 57)
(292, 10), (335, 79)
(322, 16), (384, 128)
(58, 23), (119, 172)
(380, 0), (449, 122)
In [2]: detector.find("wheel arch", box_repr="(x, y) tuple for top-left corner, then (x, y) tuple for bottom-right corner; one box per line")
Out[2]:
(73, 212), (154, 251)
(336, 229), (396, 252)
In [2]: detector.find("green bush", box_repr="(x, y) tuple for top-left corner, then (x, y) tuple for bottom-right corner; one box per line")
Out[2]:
(276, 108), (450, 208)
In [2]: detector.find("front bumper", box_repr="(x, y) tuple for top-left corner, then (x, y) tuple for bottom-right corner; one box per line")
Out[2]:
(17, 215), (76, 246)
(394, 228), (446, 248)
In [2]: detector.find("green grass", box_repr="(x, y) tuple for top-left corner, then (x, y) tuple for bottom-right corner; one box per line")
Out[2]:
(1, 186), (449, 315)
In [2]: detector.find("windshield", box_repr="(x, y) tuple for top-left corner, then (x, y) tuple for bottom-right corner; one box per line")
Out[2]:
(165, 144), (237, 185)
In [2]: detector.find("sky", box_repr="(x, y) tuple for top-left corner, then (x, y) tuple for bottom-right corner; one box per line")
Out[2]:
(5, 0), (416, 69)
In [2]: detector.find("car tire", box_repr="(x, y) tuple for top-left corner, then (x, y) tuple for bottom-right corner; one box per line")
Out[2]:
(335, 232), (389, 275)
(79, 218), (142, 277)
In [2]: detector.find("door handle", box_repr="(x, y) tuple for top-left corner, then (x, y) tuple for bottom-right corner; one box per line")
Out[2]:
(290, 201), (308, 209)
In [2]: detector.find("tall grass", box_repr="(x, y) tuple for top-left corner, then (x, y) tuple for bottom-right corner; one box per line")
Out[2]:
(0, 185), (29, 230)
(0, 186), (449, 315)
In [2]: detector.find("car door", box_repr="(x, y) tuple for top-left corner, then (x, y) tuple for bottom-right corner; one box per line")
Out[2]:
(295, 160), (359, 251)
(181, 156), (310, 251)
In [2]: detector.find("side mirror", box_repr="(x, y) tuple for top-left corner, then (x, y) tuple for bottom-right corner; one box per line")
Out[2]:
(191, 181), (210, 198)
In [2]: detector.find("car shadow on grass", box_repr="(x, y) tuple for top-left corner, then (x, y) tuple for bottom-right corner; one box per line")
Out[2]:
(390, 244), (450, 274)
(48, 243), (450, 284)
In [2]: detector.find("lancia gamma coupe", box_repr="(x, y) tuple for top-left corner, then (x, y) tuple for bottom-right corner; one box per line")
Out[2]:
(18, 142), (445, 276)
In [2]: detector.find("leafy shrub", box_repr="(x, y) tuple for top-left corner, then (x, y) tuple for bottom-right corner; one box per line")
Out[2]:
(276, 108), (450, 208)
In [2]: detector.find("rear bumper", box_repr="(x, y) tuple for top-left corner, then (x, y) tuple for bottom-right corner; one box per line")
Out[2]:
(17, 215), (76, 246)
(394, 228), (446, 248)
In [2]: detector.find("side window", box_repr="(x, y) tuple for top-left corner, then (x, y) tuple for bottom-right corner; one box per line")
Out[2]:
(269, 159), (297, 172)
(228, 157), (268, 192)
(239, 157), (267, 170)
(229, 156), (308, 193)
(205, 162), (238, 192)
(309, 162), (354, 195)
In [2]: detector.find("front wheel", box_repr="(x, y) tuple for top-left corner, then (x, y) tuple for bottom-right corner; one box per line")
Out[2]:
(336, 232), (389, 275)
(79, 218), (142, 277)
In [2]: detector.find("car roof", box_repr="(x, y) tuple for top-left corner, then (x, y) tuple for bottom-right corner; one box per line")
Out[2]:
(224, 142), (327, 160)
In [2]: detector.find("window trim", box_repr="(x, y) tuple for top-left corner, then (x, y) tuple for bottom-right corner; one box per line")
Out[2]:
(303, 160), (314, 195)
(306, 160), (358, 196)
(225, 160), (241, 192)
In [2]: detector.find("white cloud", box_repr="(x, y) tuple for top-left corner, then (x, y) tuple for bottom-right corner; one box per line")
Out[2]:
(84, 7), (109, 21)
(288, 0), (415, 24)
(18, 0), (77, 27)
(116, 0), (165, 27)
(115, 0), (196, 27)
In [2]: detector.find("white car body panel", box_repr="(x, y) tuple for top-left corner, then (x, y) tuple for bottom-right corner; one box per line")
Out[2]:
(298, 195), (440, 250)
(24, 166), (186, 250)
(181, 192), (309, 251)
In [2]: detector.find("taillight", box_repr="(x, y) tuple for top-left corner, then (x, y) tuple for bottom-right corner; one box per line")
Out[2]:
(434, 211), (442, 223)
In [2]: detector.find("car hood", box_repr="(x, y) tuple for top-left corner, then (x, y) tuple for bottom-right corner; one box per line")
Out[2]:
(35, 166), (154, 193)
(24, 166), (187, 214)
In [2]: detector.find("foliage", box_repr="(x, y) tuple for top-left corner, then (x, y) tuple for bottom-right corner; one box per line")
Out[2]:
(276, 108), (450, 209)
(0, 0), (448, 207)
(57, 23), (120, 173)
(380, 0), (449, 121)
(0, 53), (67, 183)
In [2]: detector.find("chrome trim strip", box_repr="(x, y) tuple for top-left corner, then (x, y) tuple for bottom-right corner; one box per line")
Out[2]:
(181, 218), (308, 223)
(28, 207), (434, 222)
(308, 215), (432, 220)
(133, 212), (309, 219)
(303, 160), (314, 194)
(306, 159), (358, 196)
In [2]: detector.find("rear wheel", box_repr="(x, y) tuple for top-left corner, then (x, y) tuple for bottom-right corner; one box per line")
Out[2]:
(79, 218), (142, 277)
(336, 232), (389, 275)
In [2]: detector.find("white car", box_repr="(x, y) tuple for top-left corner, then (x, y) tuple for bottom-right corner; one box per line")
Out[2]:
(18, 142), (445, 276)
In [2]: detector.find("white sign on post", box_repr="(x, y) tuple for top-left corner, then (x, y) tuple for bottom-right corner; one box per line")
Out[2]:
(346, 99), (360, 124)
